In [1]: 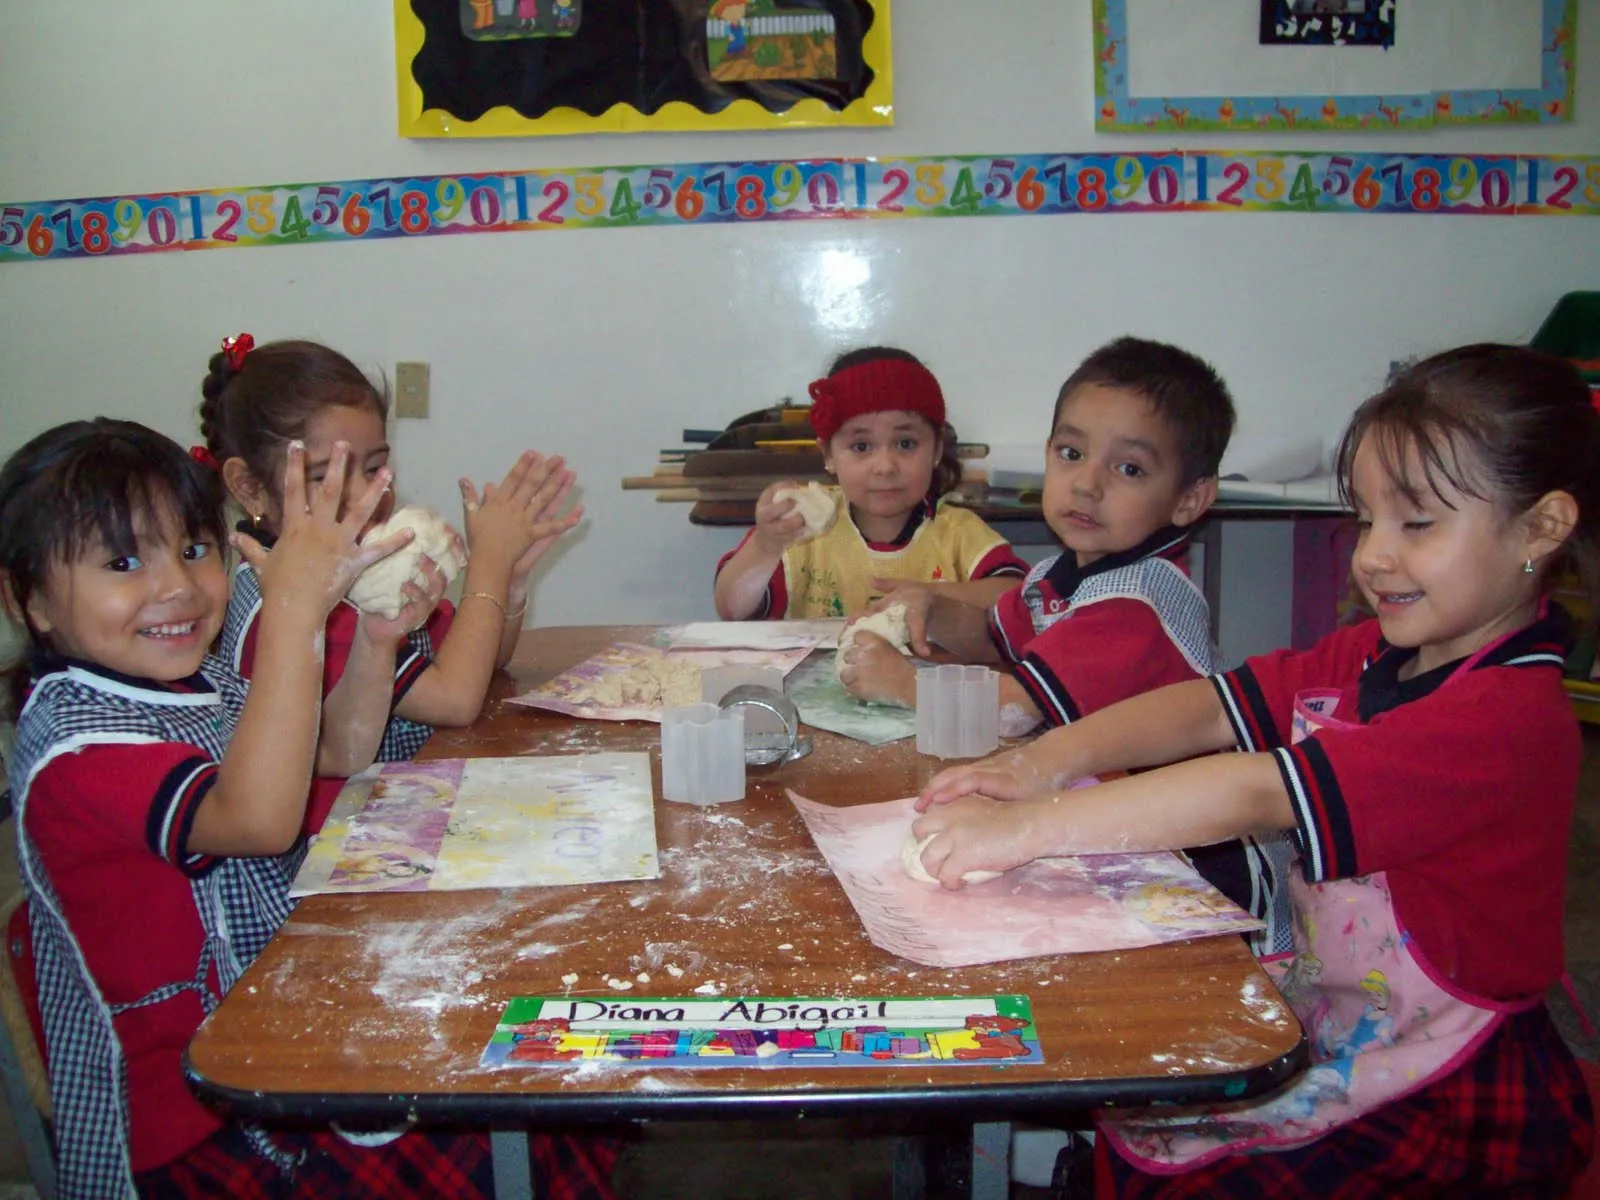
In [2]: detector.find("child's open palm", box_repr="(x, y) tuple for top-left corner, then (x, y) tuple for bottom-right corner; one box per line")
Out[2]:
(459, 451), (582, 579)
(505, 454), (583, 584)
(234, 440), (411, 621)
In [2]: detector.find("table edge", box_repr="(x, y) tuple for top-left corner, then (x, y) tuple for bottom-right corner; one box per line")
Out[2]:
(184, 1039), (1306, 1126)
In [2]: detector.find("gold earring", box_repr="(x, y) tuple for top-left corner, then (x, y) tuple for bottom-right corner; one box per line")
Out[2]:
(251, 511), (263, 528)
(1524, 558), (1535, 574)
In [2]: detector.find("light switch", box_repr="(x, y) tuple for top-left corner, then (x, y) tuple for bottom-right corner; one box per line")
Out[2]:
(395, 361), (430, 419)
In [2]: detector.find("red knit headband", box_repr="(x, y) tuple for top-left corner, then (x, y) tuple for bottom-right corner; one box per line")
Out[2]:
(806, 359), (946, 443)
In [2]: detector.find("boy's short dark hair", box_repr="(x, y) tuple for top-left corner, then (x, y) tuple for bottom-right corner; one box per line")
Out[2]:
(1054, 337), (1236, 485)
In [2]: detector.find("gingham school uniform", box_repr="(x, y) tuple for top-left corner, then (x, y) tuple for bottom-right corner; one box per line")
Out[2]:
(1096, 611), (1595, 1197)
(222, 556), (452, 832)
(12, 660), (622, 1200)
(9, 655), (298, 1198)
(988, 526), (1212, 723)
(989, 525), (1297, 956)
(717, 490), (1026, 619)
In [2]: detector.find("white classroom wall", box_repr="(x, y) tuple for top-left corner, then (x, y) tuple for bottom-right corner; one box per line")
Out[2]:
(2, 1), (1598, 669)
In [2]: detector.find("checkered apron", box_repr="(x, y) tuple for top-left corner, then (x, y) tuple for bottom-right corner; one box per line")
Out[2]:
(223, 562), (435, 762)
(9, 660), (299, 1199)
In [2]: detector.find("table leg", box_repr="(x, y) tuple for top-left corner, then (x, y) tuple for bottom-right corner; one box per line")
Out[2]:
(970, 1121), (1010, 1200)
(890, 1135), (926, 1199)
(491, 1129), (536, 1200)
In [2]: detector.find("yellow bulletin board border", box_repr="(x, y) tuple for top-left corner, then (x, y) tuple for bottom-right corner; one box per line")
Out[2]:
(394, 0), (894, 138)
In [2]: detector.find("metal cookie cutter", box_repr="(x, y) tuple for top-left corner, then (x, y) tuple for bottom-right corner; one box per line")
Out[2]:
(717, 684), (812, 766)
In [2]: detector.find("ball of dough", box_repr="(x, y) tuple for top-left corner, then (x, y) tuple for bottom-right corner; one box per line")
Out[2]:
(773, 481), (837, 543)
(900, 829), (1002, 886)
(348, 506), (466, 620)
(836, 602), (911, 684)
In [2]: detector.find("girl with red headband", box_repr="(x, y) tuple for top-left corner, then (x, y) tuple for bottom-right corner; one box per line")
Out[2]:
(714, 346), (1026, 625)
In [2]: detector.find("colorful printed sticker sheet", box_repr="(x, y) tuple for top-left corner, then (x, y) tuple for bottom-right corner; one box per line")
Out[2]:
(482, 994), (1043, 1069)
(3, 150), (1596, 265)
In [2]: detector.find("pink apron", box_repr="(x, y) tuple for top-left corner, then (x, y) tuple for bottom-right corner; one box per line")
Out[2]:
(1103, 637), (1543, 1171)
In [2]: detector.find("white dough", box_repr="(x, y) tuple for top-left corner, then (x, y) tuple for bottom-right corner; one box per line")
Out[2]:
(774, 481), (837, 542)
(347, 506), (466, 620)
(835, 602), (911, 683)
(900, 829), (1002, 886)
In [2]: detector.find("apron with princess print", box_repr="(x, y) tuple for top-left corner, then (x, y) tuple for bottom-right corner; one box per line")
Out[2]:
(1102, 638), (1540, 1172)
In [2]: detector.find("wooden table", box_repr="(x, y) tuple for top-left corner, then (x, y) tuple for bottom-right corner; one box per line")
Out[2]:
(186, 626), (1305, 1197)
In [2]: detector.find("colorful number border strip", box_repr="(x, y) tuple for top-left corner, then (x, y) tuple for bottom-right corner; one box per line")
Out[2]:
(4, 151), (1598, 266)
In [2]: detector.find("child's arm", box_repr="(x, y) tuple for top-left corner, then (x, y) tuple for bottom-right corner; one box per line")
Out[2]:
(917, 676), (1236, 810)
(910, 750), (1293, 889)
(714, 482), (806, 620)
(395, 452), (577, 727)
(493, 455), (580, 667)
(317, 561), (448, 774)
(924, 592), (1005, 662)
(996, 677), (1043, 737)
(866, 579), (1002, 661)
(189, 443), (404, 855)
(937, 576), (1019, 608)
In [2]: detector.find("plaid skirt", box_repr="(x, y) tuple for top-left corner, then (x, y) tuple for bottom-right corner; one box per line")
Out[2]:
(136, 1124), (619, 1200)
(1095, 1007), (1594, 1199)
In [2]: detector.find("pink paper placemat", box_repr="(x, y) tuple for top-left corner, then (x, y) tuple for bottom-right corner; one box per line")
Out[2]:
(790, 791), (1263, 968)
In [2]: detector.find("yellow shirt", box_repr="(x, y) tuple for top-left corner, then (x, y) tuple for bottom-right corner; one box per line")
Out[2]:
(780, 488), (1017, 618)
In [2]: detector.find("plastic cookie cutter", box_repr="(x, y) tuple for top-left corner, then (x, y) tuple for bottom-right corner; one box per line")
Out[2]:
(915, 664), (999, 759)
(717, 684), (812, 766)
(660, 703), (746, 805)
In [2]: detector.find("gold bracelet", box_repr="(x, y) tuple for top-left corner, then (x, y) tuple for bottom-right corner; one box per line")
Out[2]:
(460, 591), (510, 620)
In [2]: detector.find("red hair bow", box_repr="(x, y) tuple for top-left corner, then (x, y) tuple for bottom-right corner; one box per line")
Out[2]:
(221, 332), (255, 371)
(189, 446), (220, 470)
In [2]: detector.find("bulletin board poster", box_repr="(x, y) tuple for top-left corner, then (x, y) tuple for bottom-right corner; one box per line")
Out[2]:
(394, 0), (894, 137)
(1093, 0), (1577, 133)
